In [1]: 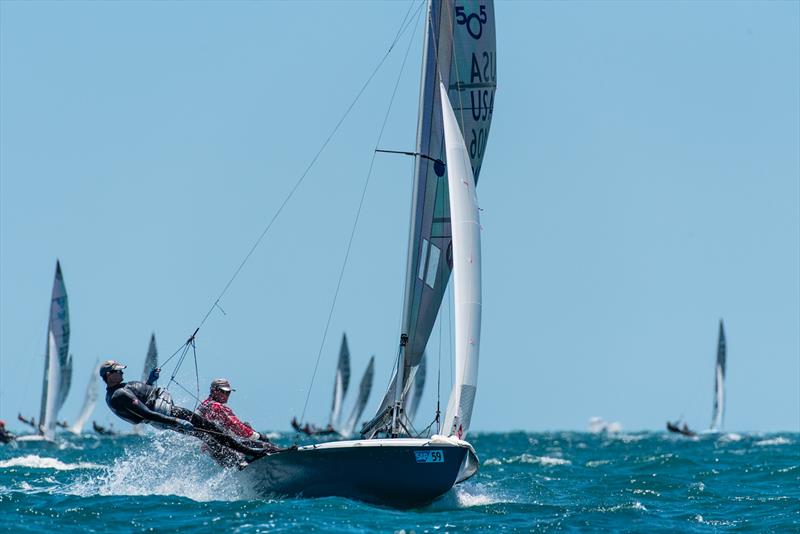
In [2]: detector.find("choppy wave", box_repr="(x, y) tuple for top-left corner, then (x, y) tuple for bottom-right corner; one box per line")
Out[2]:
(754, 436), (792, 446)
(505, 454), (571, 466)
(0, 431), (797, 531)
(0, 455), (103, 471)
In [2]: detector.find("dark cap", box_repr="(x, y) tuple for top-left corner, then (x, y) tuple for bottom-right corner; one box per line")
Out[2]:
(99, 360), (126, 379)
(210, 378), (234, 392)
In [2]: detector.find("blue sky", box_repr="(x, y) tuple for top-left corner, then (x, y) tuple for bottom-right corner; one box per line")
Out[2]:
(1, 1), (798, 433)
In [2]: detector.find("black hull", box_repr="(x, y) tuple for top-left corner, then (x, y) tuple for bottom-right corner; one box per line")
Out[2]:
(241, 440), (473, 508)
(666, 422), (697, 437)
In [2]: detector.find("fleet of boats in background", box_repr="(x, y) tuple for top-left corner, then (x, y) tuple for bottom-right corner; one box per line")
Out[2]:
(3, 259), (733, 444)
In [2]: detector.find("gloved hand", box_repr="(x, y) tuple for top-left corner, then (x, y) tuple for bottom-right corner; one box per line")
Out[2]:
(175, 419), (193, 431)
(147, 367), (161, 384)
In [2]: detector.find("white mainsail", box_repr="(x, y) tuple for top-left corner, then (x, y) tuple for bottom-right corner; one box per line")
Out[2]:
(439, 83), (482, 439)
(340, 356), (375, 437)
(330, 334), (351, 429)
(710, 320), (726, 431)
(373, 0), (496, 431)
(70, 360), (100, 434)
(38, 260), (71, 439)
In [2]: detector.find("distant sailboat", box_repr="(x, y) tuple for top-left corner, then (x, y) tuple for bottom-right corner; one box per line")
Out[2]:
(69, 360), (100, 434)
(339, 355), (375, 437)
(709, 320), (726, 432)
(132, 334), (159, 434)
(666, 319), (727, 437)
(243, 0), (496, 506)
(19, 261), (72, 441)
(142, 333), (159, 382)
(330, 333), (351, 431)
(292, 334), (377, 438)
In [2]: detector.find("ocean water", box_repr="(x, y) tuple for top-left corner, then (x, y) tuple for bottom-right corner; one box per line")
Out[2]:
(0, 431), (797, 532)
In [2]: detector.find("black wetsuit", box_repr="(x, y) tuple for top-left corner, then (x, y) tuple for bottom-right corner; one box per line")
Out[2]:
(0, 428), (14, 444)
(105, 381), (266, 459)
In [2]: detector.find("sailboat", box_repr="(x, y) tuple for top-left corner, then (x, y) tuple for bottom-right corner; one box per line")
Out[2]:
(292, 334), (351, 436)
(709, 319), (726, 432)
(18, 261), (73, 441)
(666, 319), (727, 437)
(132, 334), (159, 434)
(338, 355), (375, 437)
(241, 0), (496, 507)
(142, 333), (159, 382)
(69, 360), (100, 434)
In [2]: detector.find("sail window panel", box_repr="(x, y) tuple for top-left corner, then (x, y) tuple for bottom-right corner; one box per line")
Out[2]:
(418, 239), (430, 281)
(425, 244), (441, 288)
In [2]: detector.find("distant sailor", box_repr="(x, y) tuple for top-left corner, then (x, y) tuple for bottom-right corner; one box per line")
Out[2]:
(100, 359), (268, 462)
(17, 414), (35, 428)
(0, 420), (15, 444)
(92, 421), (115, 436)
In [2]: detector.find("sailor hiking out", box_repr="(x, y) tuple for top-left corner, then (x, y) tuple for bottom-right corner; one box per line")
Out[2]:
(100, 359), (270, 463)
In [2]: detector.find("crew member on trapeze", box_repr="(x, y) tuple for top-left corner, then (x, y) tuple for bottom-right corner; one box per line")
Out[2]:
(100, 360), (269, 461)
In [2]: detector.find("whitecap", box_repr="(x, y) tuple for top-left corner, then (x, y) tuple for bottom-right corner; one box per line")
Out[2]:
(0, 455), (103, 471)
(595, 501), (648, 513)
(427, 481), (508, 509)
(754, 437), (791, 446)
(586, 459), (612, 468)
(506, 454), (571, 466)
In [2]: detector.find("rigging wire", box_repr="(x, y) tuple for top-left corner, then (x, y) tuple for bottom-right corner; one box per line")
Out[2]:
(161, 0), (426, 384)
(297, 2), (425, 426)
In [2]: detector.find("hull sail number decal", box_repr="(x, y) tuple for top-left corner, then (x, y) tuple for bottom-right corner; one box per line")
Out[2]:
(415, 450), (445, 463)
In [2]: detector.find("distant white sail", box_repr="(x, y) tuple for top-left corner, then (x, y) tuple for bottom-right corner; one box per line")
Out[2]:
(710, 320), (726, 431)
(330, 334), (351, 429)
(340, 356), (375, 437)
(439, 83), (482, 440)
(70, 360), (100, 434)
(38, 260), (71, 439)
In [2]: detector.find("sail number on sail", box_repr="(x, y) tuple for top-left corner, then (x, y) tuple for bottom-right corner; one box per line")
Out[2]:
(452, 3), (497, 177)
